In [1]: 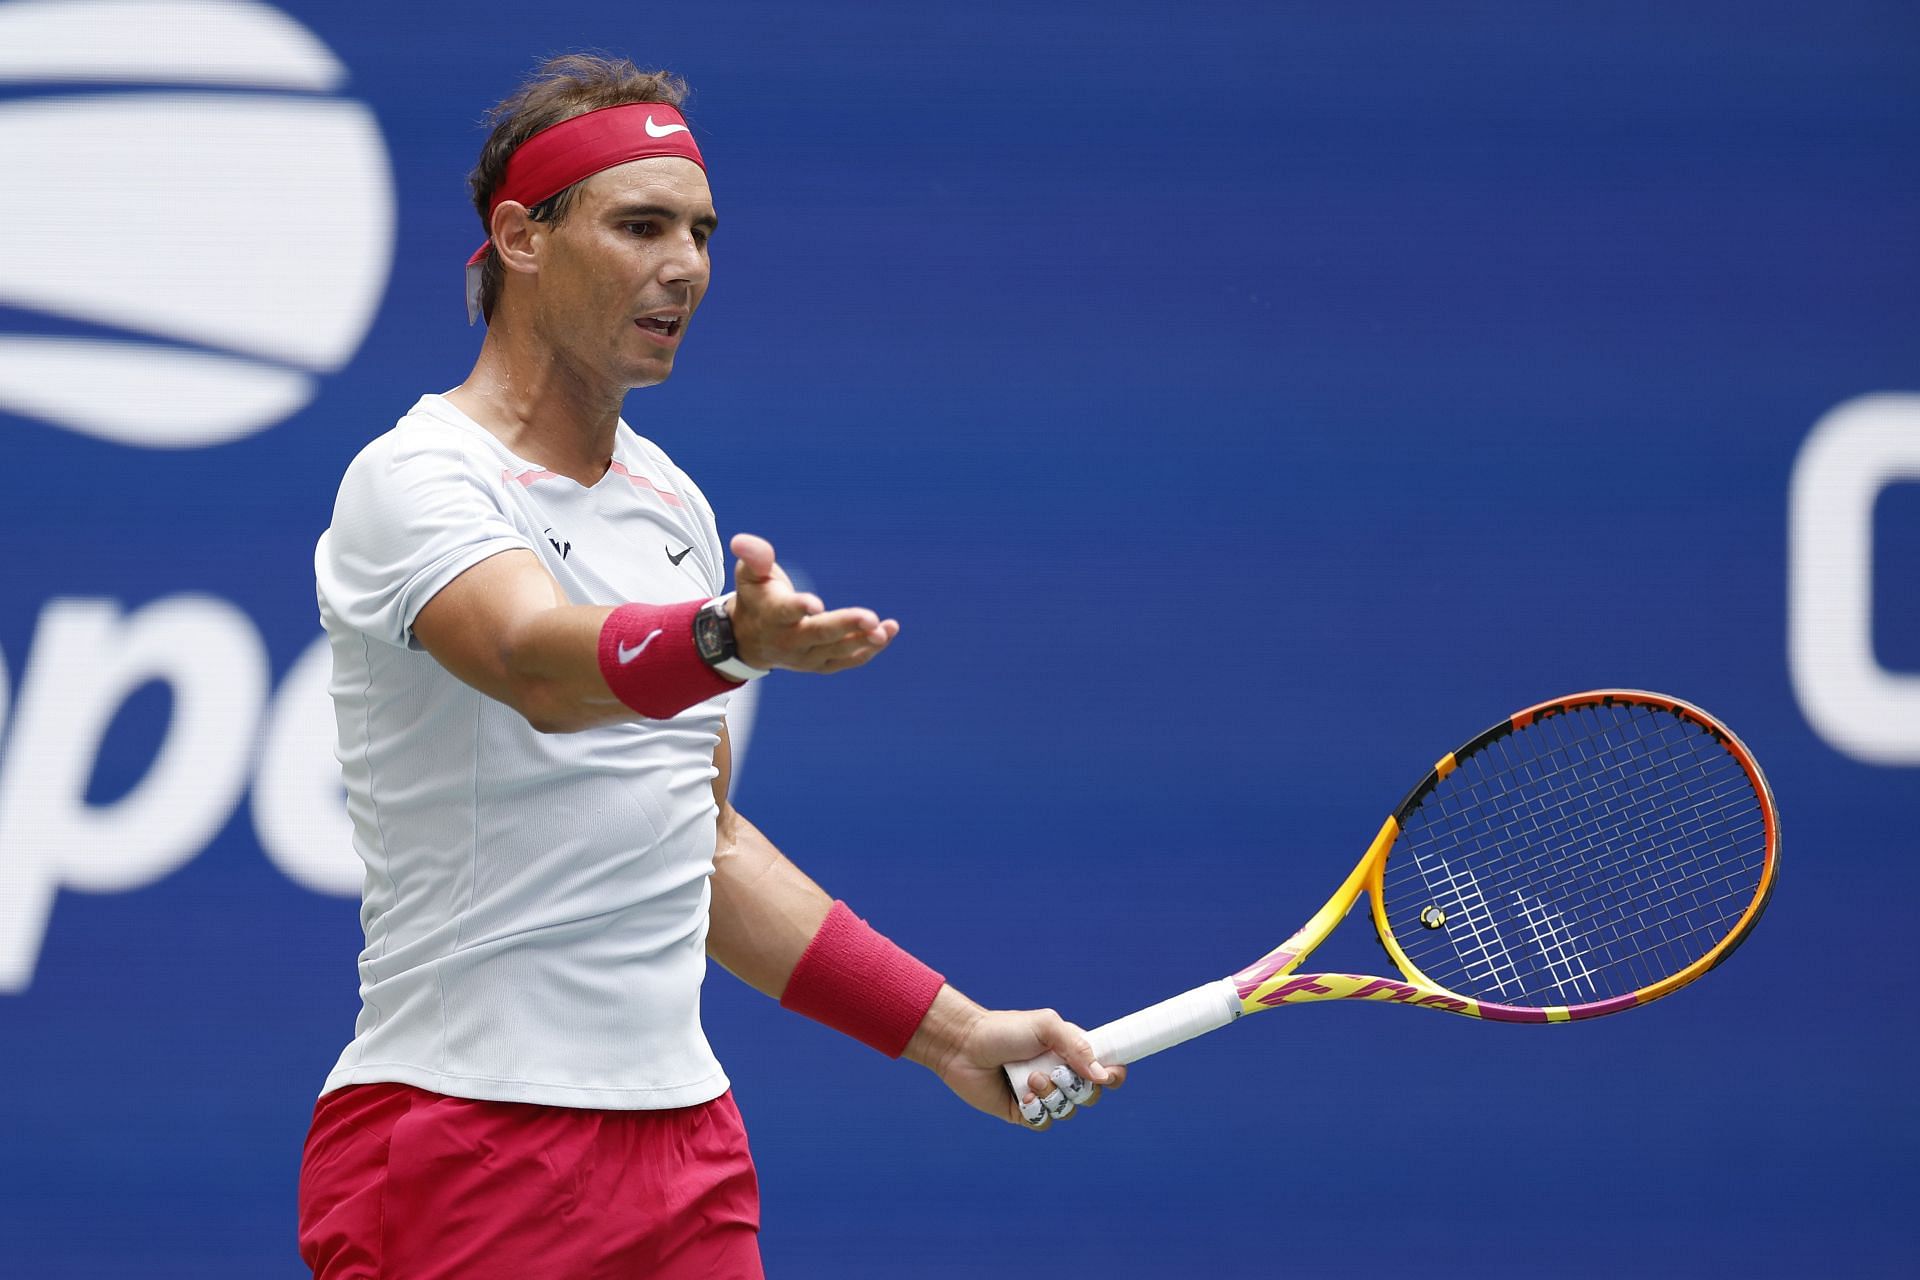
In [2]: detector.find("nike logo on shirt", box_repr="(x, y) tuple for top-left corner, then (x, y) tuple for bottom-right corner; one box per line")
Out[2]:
(667, 545), (694, 566)
(617, 629), (664, 664)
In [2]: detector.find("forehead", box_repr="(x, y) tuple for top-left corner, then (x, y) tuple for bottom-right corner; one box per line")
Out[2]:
(574, 156), (714, 215)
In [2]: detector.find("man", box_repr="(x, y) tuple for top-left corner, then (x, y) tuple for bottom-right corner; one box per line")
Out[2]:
(296, 55), (1122, 1279)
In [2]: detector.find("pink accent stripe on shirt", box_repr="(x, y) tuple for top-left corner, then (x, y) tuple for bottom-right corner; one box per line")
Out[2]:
(499, 462), (685, 508)
(608, 460), (686, 507)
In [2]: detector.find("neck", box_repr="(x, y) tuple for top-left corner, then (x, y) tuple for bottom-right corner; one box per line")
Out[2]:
(446, 313), (627, 485)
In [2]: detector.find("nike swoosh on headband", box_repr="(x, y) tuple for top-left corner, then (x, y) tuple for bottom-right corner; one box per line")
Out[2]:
(645, 115), (690, 138)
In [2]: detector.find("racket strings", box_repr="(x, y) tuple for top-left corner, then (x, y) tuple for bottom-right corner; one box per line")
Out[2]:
(1450, 711), (1760, 998)
(1519, 724), (1762, 986)
(1467, 764), (1761, 993)
(1417, 717), (1749, 943)
(1425, 712), (1758, 1000)
(1401, 776), (1708, 998)
(1413, 754), (1752, 981)
(1380, 702), (1767, 1007)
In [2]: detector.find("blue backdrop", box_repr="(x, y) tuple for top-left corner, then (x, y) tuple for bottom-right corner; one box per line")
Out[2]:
(2, 1), (1916, 1275)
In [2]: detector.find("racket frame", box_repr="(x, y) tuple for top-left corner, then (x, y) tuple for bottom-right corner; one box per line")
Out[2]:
(1230, 690), (1778, 1023)
(1004, 689), (1781, 1092)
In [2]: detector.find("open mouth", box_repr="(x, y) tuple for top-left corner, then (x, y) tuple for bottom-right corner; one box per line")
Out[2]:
(636, 316), (683, 337)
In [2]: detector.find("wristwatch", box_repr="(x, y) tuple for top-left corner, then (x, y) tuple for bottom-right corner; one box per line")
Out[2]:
(694, 594), (769, 682)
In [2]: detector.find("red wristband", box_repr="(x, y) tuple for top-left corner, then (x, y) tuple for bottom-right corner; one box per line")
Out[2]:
(780, 901), (946, 1058)
(596, 600), (736, 719)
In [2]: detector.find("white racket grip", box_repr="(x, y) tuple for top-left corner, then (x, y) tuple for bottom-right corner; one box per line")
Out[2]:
(1001, 978), (1242, 1097)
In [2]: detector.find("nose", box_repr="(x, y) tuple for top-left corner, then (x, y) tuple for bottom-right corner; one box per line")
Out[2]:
(658, 228), (709, 289)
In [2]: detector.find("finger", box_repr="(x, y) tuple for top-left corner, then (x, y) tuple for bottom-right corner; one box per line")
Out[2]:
(815, 623), (900, 665)
(762, 611), (898, 673)
(799, 646), (889, 676)
(1034, 1073), (1076, 1122)
(1026, 1070), (1076, 1121)
(1036, 1014), (1112, 1087)
(841, 618), (898, 649)
(1051, 1064), (1097, 1107)
(836, 641), (892, 670)
(805, 649), (881, 675)
(1017, 1093), (1048, 1129)
(766, 591), (825, 625)
(812, 606), (880, 632)
(729, 533), (776, 584)
(816, 624), (894, 662)
(789, 608), (884, 648)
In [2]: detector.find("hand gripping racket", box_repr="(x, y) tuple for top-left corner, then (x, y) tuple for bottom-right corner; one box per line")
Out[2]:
(1006, 691), (1778, 1097)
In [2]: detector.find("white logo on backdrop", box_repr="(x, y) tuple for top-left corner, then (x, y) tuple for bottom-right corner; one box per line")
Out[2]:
(1789, 394), (1920, 766)
(0, 0), (393, 447)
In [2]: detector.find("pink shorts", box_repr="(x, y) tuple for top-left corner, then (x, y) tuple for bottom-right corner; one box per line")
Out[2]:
(298, 1082), (761, 1279)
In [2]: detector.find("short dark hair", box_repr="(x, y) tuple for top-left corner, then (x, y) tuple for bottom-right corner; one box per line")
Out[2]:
(469, 54), (689, 323)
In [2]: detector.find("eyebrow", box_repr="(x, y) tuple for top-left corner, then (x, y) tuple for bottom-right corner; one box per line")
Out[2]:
(605, 202), (719, 233)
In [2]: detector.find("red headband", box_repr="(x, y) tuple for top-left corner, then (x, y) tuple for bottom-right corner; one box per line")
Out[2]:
(465, 101), (707, 321)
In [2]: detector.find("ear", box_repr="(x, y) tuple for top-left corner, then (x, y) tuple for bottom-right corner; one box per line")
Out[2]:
(489, 201), (542, 277)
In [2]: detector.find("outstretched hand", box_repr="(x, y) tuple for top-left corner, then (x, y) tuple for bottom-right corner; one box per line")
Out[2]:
(727, 533), (898, 673)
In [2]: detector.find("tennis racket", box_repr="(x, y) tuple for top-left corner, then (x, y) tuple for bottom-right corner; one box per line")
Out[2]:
(1005, 690), (1778, 1096)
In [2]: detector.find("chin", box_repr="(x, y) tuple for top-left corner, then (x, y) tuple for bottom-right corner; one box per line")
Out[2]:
(623, 360), (674, 390)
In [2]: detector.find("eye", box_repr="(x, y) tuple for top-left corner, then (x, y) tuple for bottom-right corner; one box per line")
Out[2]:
(622, 221), (656, 237)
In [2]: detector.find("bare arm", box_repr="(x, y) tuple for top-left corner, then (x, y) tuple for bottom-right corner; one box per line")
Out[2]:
(704, 721), (835, 995)
(704, 728), (1127, 1126)
(412, 548), (624, 732)
(411, 533), (897, 733)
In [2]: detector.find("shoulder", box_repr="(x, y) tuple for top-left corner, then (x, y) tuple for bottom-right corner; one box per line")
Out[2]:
(317, 399), (535, 641)
(322, 400), (533, 575)
(334, 398), (516, 513)
(343, 398), (507, 486)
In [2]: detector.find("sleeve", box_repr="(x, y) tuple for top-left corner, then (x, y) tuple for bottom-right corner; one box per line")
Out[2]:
(317, 430), (535, 650)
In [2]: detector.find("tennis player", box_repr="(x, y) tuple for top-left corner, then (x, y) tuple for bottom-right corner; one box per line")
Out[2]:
(295, 55), (1122, 1279)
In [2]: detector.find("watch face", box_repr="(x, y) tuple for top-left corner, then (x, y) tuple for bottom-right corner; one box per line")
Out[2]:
(694, 608), (729, 663)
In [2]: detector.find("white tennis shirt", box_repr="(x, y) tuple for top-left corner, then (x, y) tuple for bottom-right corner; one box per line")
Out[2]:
(314, 394), (733, 1109)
